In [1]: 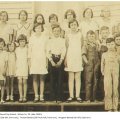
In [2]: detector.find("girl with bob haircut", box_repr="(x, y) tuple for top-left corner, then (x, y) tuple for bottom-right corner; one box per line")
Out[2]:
(15, 34), (28, 103)
(65, 19), (83, 102)
(6, 42), (16, 102)
(28, 23), (48, 103)
(49, 14), (58, 23)
(64, 9), (76, 19)
(83, 8), (93, 18)
(33, 23), (44, 32)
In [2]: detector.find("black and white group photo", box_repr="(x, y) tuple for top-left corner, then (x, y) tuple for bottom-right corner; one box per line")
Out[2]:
(0, 1), (120, 112)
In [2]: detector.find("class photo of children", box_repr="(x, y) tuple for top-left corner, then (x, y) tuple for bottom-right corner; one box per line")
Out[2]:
(0, 1), (120, 112)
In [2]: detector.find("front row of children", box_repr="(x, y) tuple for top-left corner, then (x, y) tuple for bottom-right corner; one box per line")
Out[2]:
(0, 19), (120, 111)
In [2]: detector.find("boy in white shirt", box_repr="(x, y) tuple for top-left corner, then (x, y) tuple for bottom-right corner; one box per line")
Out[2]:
(47, 24), (66, 102)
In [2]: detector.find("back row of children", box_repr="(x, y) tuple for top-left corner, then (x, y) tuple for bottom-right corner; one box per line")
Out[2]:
(0, 7), (120, 112)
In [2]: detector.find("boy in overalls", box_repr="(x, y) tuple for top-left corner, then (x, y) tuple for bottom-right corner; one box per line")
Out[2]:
(82, 30), (100, 102)
(114, 34), (120, 102)
(101, 38), (119, 111)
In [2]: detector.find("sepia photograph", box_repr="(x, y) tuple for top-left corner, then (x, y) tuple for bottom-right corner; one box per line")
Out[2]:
(0, 0), (120, 114)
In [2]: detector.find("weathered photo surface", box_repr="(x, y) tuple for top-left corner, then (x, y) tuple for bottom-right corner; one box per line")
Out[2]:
(0, 1), (120, 112)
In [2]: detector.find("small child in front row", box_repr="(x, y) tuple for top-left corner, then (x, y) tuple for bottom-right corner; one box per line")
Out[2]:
(47, 24), (66, 102)
(101, 38), (119, 111)
(82, 30), (100, 102)
(65, 19), (83, 102)
(15, 34), (28, 103)
(6, 43), (16, 102)
(0, 38), (8, 103)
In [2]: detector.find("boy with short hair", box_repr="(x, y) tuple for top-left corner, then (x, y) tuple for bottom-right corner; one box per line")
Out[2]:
(101, 38), (119, 111)
(114, 34), (120, 102)
(82, 30), (100, 102)
(47, 24), (66, 102)
(98, 26), (110, 100)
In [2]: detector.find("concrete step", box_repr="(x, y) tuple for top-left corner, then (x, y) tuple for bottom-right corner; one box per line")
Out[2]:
(0, 101), (109, 111)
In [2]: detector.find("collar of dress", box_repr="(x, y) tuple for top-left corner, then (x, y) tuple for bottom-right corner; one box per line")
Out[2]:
(17, 22), (30, 30)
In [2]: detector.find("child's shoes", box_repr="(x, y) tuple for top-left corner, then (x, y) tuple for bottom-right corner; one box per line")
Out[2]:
(1, 99), (5, 104)
(66, 97), (73, 103)
(23, 97), (27, 103)
(6, 96), (10, 101)
(19, 98), (23, 103)
(39, 95), (45, 103)
(10, 96), (14, 102)
(34, 95), (39, 103)
(76, 97), (82, 103)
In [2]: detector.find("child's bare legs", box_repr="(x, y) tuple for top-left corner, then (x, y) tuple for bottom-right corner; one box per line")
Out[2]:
(23, 79), (27, 100)
(33, 75), (39, 100)
(0, 81), (5, 103)
(68, 72), (74, 98)
(18, 78), (23, 101)
(75, 72), (81, 99)
(6, 77), (10, 100)
(40, 78), (45, 101)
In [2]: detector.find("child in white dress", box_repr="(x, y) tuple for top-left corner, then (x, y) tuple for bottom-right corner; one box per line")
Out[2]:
(65, 19), (83, 102)
(15, 34), (28, 102)
(6, 43), (16, 102)
(28, 23), (48, 102)
(0, 38), (7, 103)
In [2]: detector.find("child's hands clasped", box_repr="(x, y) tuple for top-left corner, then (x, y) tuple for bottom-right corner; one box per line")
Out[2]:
(51, 60), (56, 67)
(56, 59), (63, 67)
